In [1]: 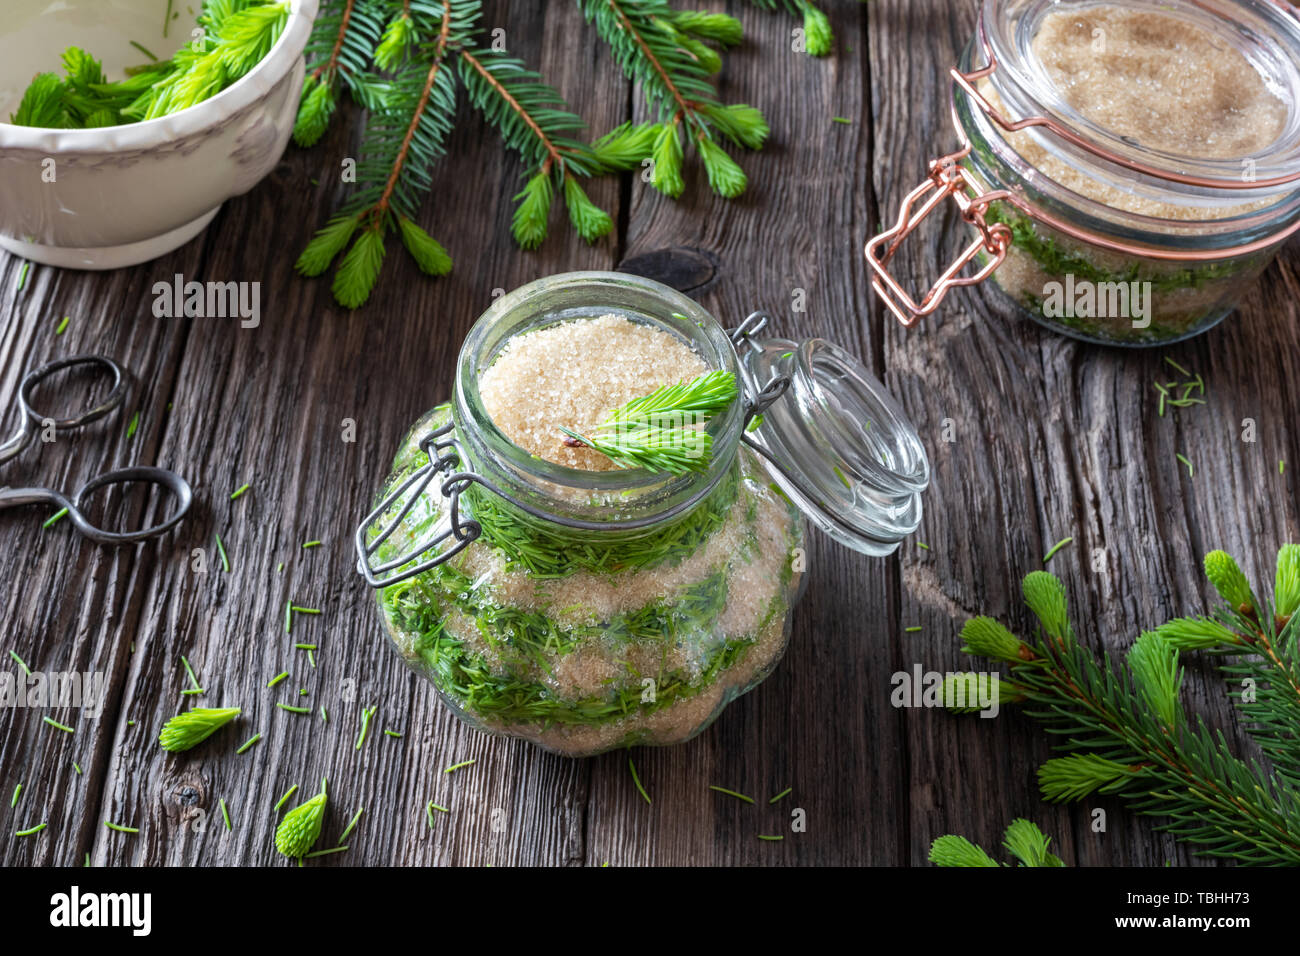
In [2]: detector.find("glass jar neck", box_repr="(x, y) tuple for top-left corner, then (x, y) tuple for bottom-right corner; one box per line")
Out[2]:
(453, 272), (744, 538)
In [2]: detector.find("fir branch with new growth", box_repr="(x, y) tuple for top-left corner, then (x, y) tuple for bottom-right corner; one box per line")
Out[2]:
(559, 369), (738, 475)
(948, 546), (1300, 865)
(10, 1), (289, 128)
(293, 0), (819, 308)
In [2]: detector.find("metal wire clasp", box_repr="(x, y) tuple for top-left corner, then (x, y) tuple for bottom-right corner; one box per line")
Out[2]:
(354, 422), (482, 587)
(864, 149), (1012, 327)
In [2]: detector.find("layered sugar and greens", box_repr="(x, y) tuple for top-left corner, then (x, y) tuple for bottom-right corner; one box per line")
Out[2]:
(373, 403), (804, 757)
(979, 203), (1272, 345)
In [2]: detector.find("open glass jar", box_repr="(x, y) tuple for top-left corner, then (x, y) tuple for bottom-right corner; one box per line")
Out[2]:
(867, 0), (1300, 346)
(354, 272), (929, 757)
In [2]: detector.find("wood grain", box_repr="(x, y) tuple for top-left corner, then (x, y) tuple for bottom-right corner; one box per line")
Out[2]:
(1, 0), (1296, 867)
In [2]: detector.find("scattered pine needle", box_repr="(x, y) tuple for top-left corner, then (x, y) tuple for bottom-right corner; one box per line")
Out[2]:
(769, 787), (792, 804)
(43, 716), (74, 734)
(355, 705), (376, 749)
(443, 759), (476, 774)
(628, 756), (651, 805)
(304, 845), (349, 858)
(214, 532), (230, 572)
(1042, 537), (1074, 564)
(708, 785), (754, 805)
(340, 807), (364, 843)
(235, 732), (262, 754)
(8, 650), (31, 675)
(230, 483), (251, 501)
(274, 784), (299, 813)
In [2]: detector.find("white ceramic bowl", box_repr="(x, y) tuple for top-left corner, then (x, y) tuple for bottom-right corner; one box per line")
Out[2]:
(0, 0), (318, 269)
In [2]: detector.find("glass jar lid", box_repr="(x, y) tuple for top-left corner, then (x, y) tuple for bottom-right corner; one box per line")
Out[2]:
(733, 316), (929, 557)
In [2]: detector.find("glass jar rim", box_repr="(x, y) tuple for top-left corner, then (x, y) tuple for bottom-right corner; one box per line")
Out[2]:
(972, 0), (1300, 229)
(453, 271), (745, 528)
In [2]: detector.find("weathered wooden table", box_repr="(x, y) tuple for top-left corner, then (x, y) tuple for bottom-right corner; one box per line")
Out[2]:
(2, 0), (1296, 867)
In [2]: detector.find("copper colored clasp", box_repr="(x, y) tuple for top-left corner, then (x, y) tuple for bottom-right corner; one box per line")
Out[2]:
(865, 146), (1012, 327)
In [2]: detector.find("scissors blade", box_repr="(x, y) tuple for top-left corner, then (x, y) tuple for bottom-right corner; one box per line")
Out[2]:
(0, 486), (68, 510)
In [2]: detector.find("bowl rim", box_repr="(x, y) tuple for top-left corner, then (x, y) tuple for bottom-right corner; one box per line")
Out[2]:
(0, 0), (319, 153)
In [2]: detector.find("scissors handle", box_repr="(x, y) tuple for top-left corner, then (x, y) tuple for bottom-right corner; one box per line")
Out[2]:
(0, 466), (193, 545)
(0, 355), (128, 466)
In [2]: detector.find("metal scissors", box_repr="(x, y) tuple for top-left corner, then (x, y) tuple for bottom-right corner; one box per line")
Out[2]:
(0, 354), (193, 544)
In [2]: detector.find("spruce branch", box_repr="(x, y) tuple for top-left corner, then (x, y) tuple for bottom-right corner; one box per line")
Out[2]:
(293, 0), (822, 305)
(294, 0), (386, 145)
(296, 0), (472, 307)
(949, 548), (1300, 864)
(577, 0), (768, 198)
(458, 45), (618, 245)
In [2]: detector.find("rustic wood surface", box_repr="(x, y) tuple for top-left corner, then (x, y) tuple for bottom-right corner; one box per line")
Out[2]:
(2, 0), (1297, 867)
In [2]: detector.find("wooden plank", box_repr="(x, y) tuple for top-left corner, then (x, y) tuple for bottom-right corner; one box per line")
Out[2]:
(870, 0), (1300, 865)
(603, 0), (897, 865)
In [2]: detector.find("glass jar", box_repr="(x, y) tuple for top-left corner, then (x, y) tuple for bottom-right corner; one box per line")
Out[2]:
(867, 0), (1300, 346)
(354, 272), (930, 757)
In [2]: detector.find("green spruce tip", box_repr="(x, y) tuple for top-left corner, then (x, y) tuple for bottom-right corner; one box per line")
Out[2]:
(296, 213), (362, 277)
(374, 12), (416, 71)
(1275, 543), (1300, 619)
(397, 216), (454, 275)
(561, 370), (739, 475)
(1022, 570), (1070, 642)
(1001, 819), (1064, 867)
(798, 0), (833, 57)
(928, 835), (999, 867)
(1152, 615), (1240, 652)
(696, 136), (747, 199)
(1038, 753), (1135, 802)
(332, 224), (386, 310)
(700, 103), (770, 151)
(158, 707), (241, 753)
(589, 122), (659, 172)
(1203, 550), (1255, 612)
(930, 819), (1063, 867)
(563, 177), (614, 243)
(959, 616), (1028, 663)
(292, 72), (337, 148)
(512, 170), (554, 250)
(650, 123), (685, 198)
(746, 0), (833, 57)
(275, 778), (328, 859)
(1125, 632), (1184, 730)
(669, 10), (744, 47)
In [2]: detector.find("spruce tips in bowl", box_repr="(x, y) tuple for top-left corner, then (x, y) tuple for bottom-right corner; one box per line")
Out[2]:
(0, 0), (318, 269)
